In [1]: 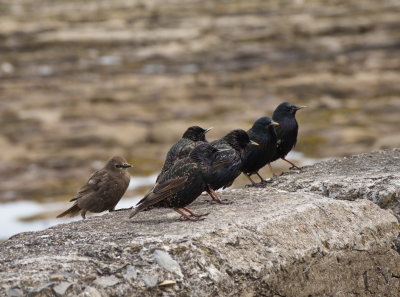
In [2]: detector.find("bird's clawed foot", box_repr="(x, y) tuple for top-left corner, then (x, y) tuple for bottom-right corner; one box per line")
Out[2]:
(175, 208), (208, 222)
(289, 165), (301, 171)
(282, 158), (301, 171)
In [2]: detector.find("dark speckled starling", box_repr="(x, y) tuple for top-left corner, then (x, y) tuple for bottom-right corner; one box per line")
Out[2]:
(208, 129), (258, 194)
(129, 143), (220, 221)
(271, 102), (306, 172)
(57, 156), (131, 219)
(241, 117), (279, 184)
(156, 126), (212, 182)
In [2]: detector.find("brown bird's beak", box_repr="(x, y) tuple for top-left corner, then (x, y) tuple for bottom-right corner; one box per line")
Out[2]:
(204, 127), (213, 134)
(271, 121), (279, 126)
(250, 140), (259, 146)
(122, 163), (132, 168)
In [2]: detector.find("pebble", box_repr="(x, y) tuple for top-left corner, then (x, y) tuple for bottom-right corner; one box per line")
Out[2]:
(142, 275), (158, 288)
(153, 249), (183, 278)
(124, 265), (137, 280)
(93, 275), (120, 287)
(53, 282), (72, 296)
(7, 288), (23, 297)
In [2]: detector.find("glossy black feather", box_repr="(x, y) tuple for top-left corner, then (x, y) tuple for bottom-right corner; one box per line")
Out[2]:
(130, 143), (219, 218)
(242, 117), (278, 175)
(271, 102), (301, 161)
(157, 126), (209, 182)
(209, 129), (252, 190)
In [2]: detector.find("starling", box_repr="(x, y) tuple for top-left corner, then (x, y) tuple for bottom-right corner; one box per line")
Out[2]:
(129, 143), (220, 221)
(208, 129), (258, 193)
(57, 156), (132, 219)
(241, 117), (279, 184)
(271, 102), (306, 172)
(156, 126), (212, 182)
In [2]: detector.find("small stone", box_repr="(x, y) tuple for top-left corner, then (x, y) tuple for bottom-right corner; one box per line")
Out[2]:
(50, 275), (66, 281)
(142, 275), (158, 288)
(124, 265), (137, 280)
(93, 275), (120, 287)
(158, 280), (176, 287)
(7, 288), (23, 297)
(153, 250), (183, 278)
(83, 274), (97, 282)
(81, 287), (102, 297)
(53, 282), (72, 296)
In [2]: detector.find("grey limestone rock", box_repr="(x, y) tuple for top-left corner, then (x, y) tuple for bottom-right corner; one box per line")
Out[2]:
(0, 150), (399, 296)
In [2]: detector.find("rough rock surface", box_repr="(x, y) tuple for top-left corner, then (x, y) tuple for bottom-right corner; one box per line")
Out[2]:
(268, 148), (400, 219)
(1, 150), (400, 297)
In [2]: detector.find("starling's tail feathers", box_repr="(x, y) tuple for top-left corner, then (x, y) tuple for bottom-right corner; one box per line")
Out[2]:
(129, 177), (188, 219)
(56, 204), (80, 218)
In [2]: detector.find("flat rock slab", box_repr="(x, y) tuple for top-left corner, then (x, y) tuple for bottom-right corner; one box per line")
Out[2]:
(267, 148), (400, 218)
(1, 186), (399, 296)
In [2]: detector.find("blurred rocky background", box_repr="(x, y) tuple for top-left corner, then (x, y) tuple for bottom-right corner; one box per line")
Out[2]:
(0, 0), (399, 232)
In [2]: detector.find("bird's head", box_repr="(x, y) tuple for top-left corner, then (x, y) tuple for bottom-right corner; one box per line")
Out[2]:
(224, 129), (259, 152)
(273, 102), (306, 119)
(107, 156), (132, 171)
(182, 126), (213, 141)
(252, 116), (279, 131)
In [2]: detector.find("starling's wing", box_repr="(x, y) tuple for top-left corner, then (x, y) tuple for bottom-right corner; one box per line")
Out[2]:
(209, 147), (241, 190)
(274, 119), (298, 157)
(70, 169), (108, 202)
(129, 177), (188, 218)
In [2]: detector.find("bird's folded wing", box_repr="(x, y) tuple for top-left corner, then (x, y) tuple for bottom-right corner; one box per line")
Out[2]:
(70, 169), (107, 202)
(138, 177), (188, 207)
(129, 177), (188, 218)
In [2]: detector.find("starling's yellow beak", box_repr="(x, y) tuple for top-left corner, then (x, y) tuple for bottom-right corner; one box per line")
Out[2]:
(250, 140), (259, 146)
(217, 148), (231, 152)
(271, 121), (279, 126)
(296, 105), (307, 110)
(204, 127), (213, 134)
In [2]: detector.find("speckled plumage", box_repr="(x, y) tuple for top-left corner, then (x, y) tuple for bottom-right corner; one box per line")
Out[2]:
(129, 143), (219, 220)
(156, 126), (211, 182)
(242, 117), (278, 182)
(208, 129), (253, 190)
(57, 156), (131, 219)
(271, 102), (305, 169)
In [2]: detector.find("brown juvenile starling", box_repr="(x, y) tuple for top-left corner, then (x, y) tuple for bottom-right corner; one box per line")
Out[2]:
(57, 156), (132, 219)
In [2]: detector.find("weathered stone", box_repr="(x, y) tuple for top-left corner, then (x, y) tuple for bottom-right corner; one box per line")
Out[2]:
(79, 287), (102, 297)
(142, 275), (159, 288)
(0, 151), (399, 296)
(268, 148), (400, 219)
(123, 265), (137, 281)
(52, 282), (71, 296)
(93, 276), (120, 287)
(153, 250), (183, 278)
(7, 288), (23, 297)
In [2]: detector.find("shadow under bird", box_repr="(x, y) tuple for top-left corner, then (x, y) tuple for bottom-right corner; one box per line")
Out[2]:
(270, 102), (306, 175)
(156, 126), (212, 182)
(57, 156), (132, 219)
(207, 129), (258, 200)
(241, 116), (279, 184)
(129, 143), (221, 221)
